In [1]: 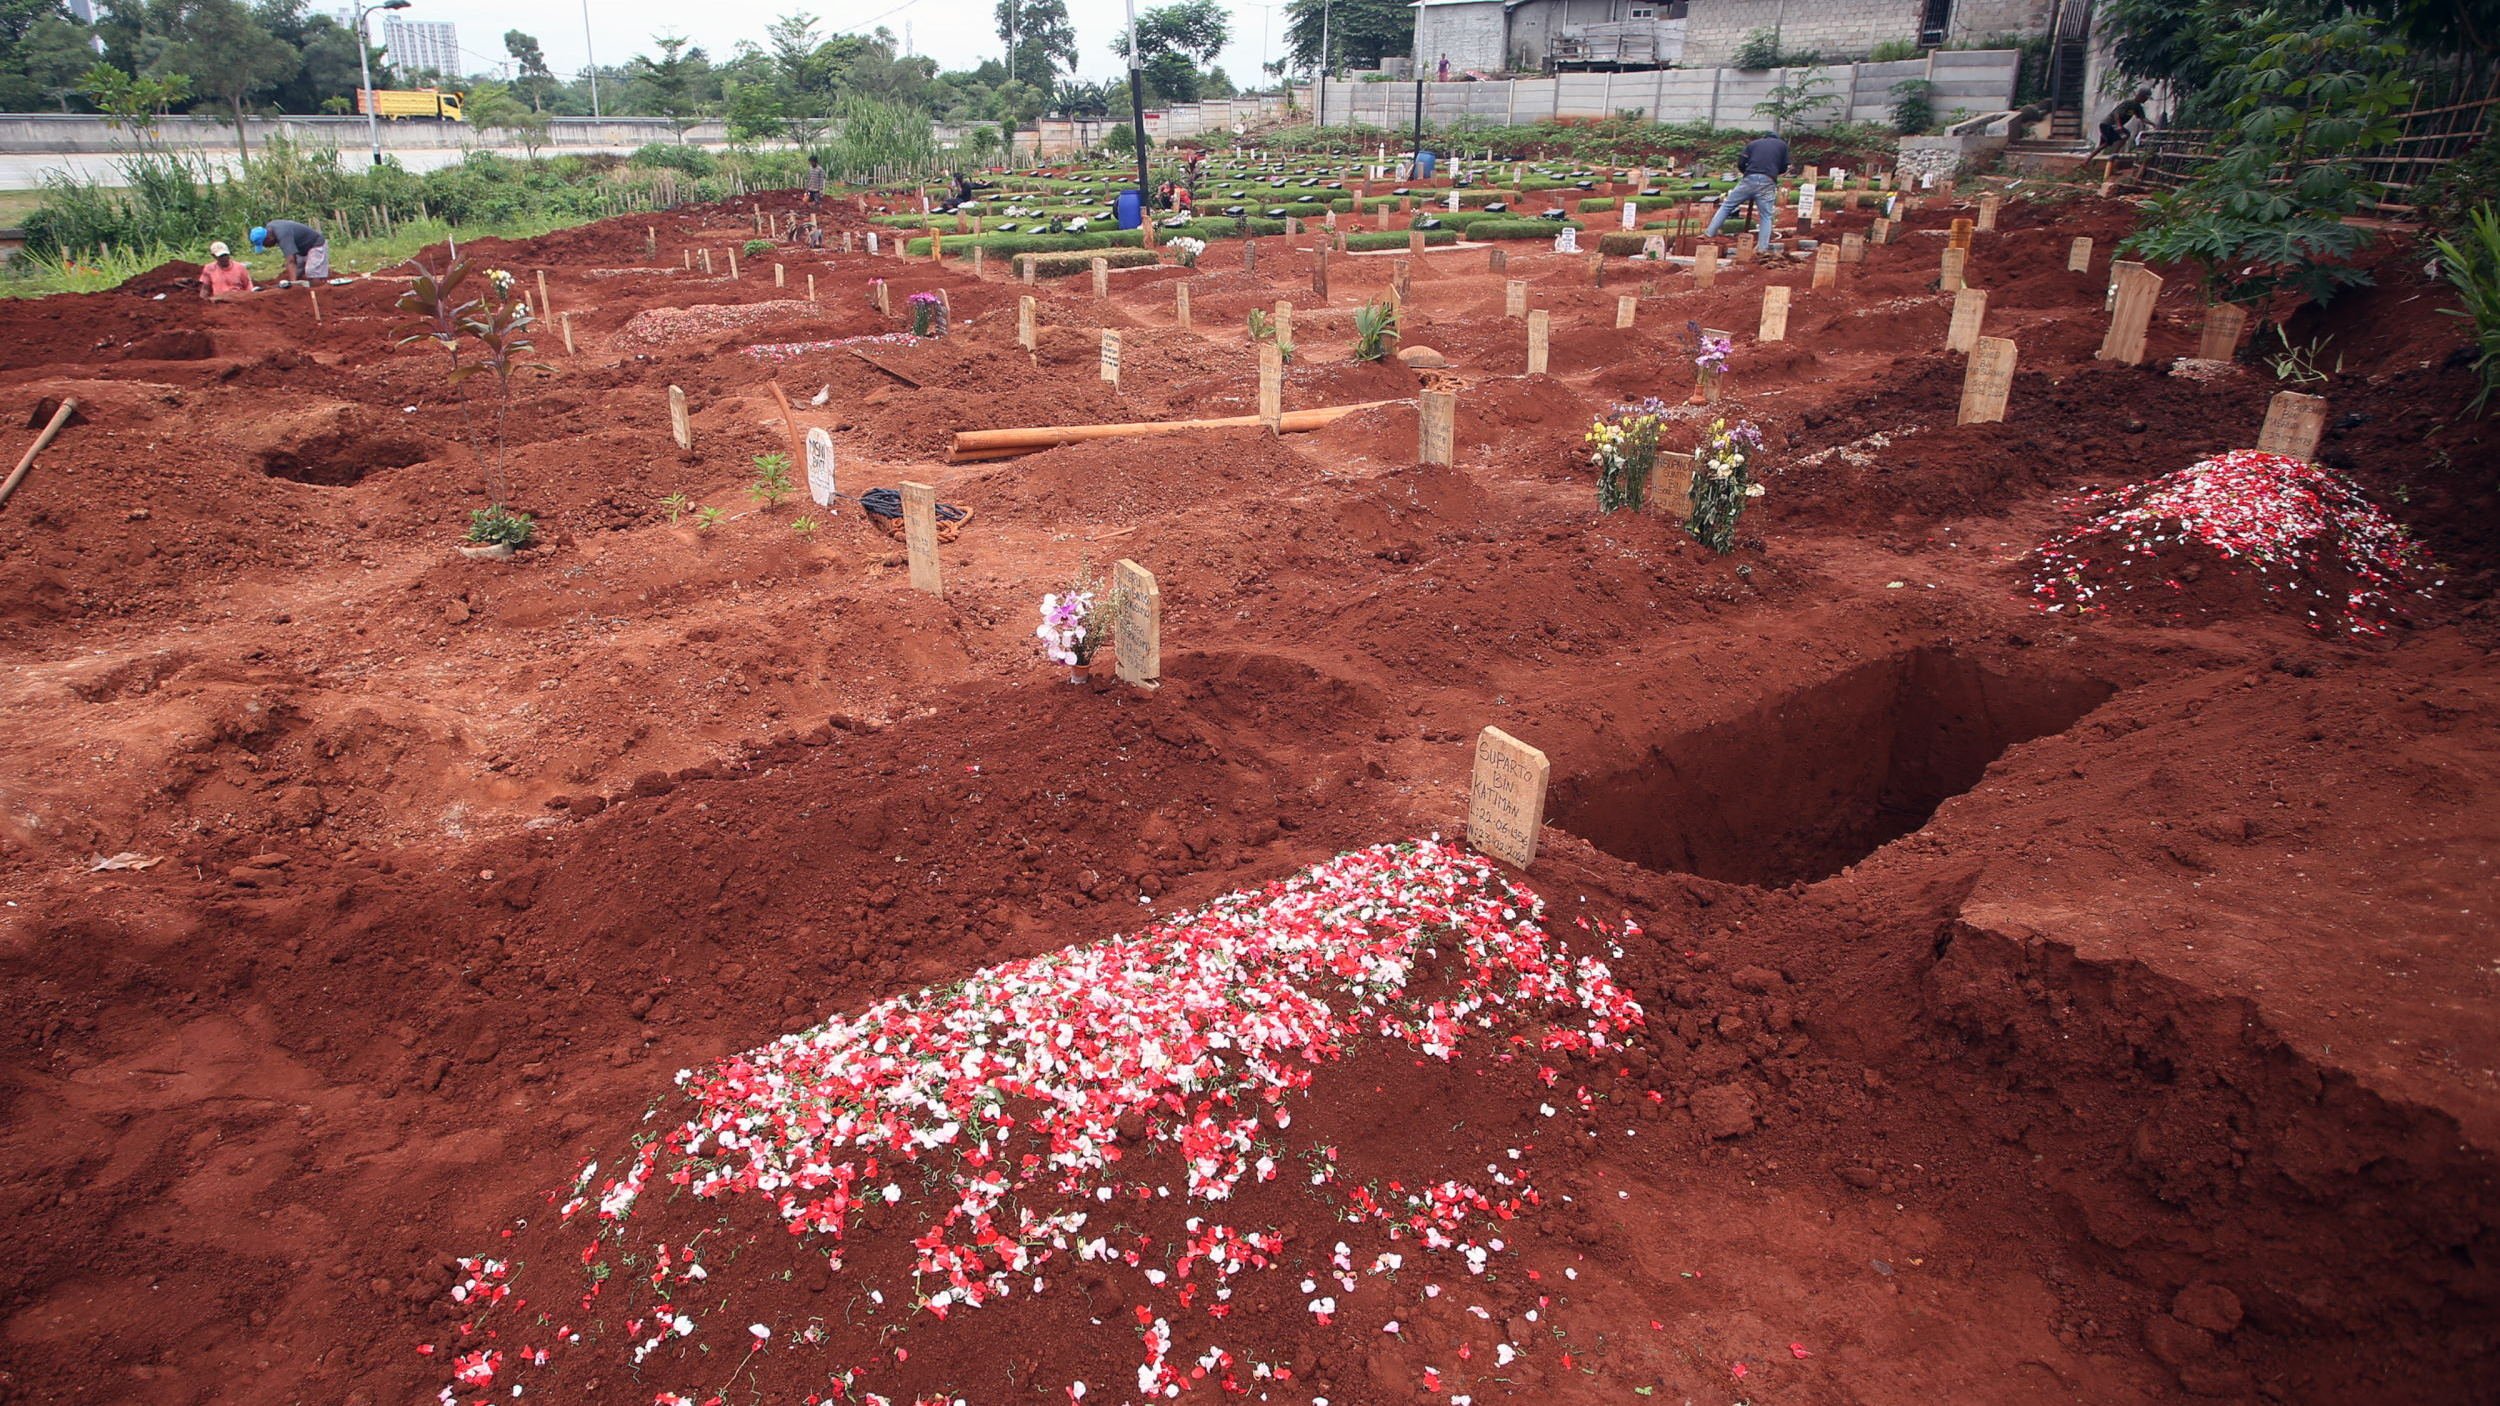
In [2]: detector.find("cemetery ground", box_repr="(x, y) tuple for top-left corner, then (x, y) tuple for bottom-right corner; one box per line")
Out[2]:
(0, 177), (2495, 1406)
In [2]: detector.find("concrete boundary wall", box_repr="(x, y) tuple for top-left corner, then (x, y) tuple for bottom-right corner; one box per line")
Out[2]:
(1293, 50), (2017, 134)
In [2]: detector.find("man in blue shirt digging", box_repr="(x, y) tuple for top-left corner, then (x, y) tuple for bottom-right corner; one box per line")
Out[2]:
(1704, 131), (1792, 255)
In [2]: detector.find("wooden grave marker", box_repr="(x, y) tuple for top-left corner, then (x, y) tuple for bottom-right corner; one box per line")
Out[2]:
(1946, 287), (1989, 353)
(1694, 243), (1719, 289)
(1504, 279), (1527, 318)
(1018, 295), (1037, 350)
(559, 312), (574, 356)
(2197, 303), (2249, 362)
(1871, 217), (1894, 246)
(1312, 246), (1330, 300)
(1977, 192), (2001, 231)
(727, 247), (740, 280)
(1526, 310), (1551, 375)
(1113, 559), (1161, 688)
(2098, 264), (2162, 365)
(2256, 391), (2329, 460)
(1616, 295), (1637, 330)
(700, 247), (713, 275)
(1958, 336), (2017, 425)
(1176, 282), (1193, 329)
(1274, 300), (1294, 349)
(804, 427), (836, 506)
(1100, 329), (1122, 385)
(900, 481), (943, 597)
(1258, 343), (1283, 429)
(1467, 726), (1550, 869)
(1840, 232), (1865, 264)
(668, 385), (691, 450)
(1091, 256), (1110, 298)
(1940, 247), (1968, 292)
(1488, 246), (1507, 273)
(1759, 285), (1791, 342)
(535, 269), (553, 319)
(775, 263), (786, 288)
(1812, 243), (1838, 290)
(2068, 236), (2092, 272)
(807, 273), (817, 302)
(1948, 217), (1974, 250)
(1419, 388), (1456, 466)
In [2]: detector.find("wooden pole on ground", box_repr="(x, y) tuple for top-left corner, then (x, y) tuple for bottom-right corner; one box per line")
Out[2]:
(668, 385), (691, 451)
(0, 398), (77, 512)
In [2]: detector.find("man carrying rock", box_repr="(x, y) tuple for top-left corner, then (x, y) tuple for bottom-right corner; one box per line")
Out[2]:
(251, 218), (329, 286)
(1704, 130), (1791, 256)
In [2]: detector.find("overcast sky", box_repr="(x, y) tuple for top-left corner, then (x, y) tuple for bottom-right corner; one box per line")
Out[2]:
(391, 0), (1302, 93)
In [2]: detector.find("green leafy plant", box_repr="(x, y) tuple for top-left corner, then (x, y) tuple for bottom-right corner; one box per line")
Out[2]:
(1889, 78), (1937, 135)
(792, 515), (819, 535)
(1754, 73), (1838, 130)
(465, 504), (535, 549)
(1351, 300), (1400, 362)
(694, 505), (727, 532)
(659, 491), (692, 523)
(2264, 326), (2342, 385)
(1247, 308), (1296, 364)
(744, 238), (774, 256)
(1868, 38), (1923, 62)
(2433, 203), (2500, 414)
(2118, 9), (2414, 311)
(1731, 29), (1783, 70)
(748, 452), (795, 508)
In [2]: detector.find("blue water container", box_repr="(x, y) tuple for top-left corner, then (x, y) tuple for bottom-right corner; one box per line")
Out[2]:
(1115, 189), (1144, 229)
(1415, 150), (1437, 179)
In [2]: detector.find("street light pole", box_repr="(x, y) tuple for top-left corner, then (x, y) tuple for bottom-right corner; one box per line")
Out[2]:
(1125, 0), (1148, 206)
(582, 0), (600, 117)
(355, 0), (409, 167)
(1316, 0), (1330, 127)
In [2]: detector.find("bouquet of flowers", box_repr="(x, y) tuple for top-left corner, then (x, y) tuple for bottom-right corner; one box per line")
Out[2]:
(1034, 562), (1126, 676)
(1687, 321), (1731, 405)
(1584, 398), (1671, 514)
(1168, 237), (1207, 268)
(907, 290), (947, 337)
(1687, 417), (1766, 553)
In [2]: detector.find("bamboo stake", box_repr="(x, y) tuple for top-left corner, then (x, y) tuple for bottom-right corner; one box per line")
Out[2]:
(951, 399), (1403, 462)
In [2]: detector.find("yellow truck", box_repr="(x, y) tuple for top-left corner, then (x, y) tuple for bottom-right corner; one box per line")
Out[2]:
(355, 89), (465, 121)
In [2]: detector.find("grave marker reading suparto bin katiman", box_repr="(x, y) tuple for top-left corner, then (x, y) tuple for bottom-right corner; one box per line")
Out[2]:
(1467, 726), (1549, 869)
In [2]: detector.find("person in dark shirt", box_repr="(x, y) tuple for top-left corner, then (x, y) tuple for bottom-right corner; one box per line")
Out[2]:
(2092, 89), (2154, 159)
(250, 218), (327, 285)
(1704, 131), (1790, 254)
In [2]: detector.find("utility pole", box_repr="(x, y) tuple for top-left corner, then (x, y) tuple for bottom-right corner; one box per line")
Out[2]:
(1125, 0), (1149, 206)
(1316, 0), (1330, 127)
(581, 0), (600, 116)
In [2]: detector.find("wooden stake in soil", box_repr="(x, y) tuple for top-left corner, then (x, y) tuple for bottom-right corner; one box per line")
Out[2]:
(775, 263), (786, 288)
(1244, 242), (1257, 277)
(1488, 246), (1507, 273)
(1409, 230), (1426, 254)
(536, 269), (553, 320)
(1694, 243), (1719, 289)
(1504, 279), (1527, 318)
(2068, 236), (2093, 271)
(560, 312), (575, 356)
(2256, 390), (2329, 461)
(2197, 303), (2249, 362)
(1812, 244), (1838, 290)
(1586, 252), (1606, 287)
(1958, 335), (2017, 426)
(1312, 245), (1330, 300)
(1758, 285), (1791, 342)
(1258, 342), (1283, 430)
(807, 273), (817, 302)
(1113, 559), (1161, 689)
(1977, 192), (2001, 231)
(1100, 329), (1121, 386)
(1419, 388), (1456, 466)
(1273, 300), (1294, 349)
(1526, 310), (1550, 375)
(1092, 256), (1110, 298)
(1176, 282), (1192, 329)
(805, 427), (836, 506)
(1871, 217), (1894, 245)
(1018, 296), (1037, 350)
(874, 281), (892, 318)
(1945, 287), (1988, 353)
(1940, 247), (1968, 292)
(728, 247), (740, 280)
(2099, 264), (2163, 365)
(1948, 217), (1974, 250)
(668, 385), (692, 451)
(700, 248), (713, 275)
(1467, 726), (1549, 870)
(1840, 232), (1865, 264)
(307, 286), (322, 323)
(1391, 260), (1413, 307)
(0, 397), (77, 513)
(1616, 295), (1636, 329)
(900, 481), (943, 598)
(972, 247), (985, 276)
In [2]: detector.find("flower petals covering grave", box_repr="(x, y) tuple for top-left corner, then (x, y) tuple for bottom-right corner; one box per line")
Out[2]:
(429, 839), (1643, 1405)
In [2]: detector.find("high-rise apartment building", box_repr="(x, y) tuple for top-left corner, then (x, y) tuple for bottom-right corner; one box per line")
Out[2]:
(381, 16), (461, 80)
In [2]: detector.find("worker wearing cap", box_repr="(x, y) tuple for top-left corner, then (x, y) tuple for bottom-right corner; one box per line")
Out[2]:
(198, 240), (254, 299)
(251, 218), (329, 286)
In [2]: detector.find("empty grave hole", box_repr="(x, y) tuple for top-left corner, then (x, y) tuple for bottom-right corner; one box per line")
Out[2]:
(260, 430), (433, 487)
(1551, 648), (2114, 888)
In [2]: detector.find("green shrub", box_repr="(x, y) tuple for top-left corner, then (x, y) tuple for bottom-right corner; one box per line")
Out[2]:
(1344, 229), (1459, 250)
(1575, 195), (1688, 212)
(629, 143), (717, 176)
(1463, 218), (1584, 240)
(466, 505), (535, 549)
(1013, 247), (1162, 279)
(2434, 203), (2500, 414)
(1597, 231), (1673, 256)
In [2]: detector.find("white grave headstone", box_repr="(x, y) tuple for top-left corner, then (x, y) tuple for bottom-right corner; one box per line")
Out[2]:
(804, 427), (836, 506)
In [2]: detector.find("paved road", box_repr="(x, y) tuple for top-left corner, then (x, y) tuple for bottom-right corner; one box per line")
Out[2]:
(0, 143), (691, 192)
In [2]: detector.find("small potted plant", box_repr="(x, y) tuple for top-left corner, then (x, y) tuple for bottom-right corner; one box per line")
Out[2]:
(461, 504), (534, 560)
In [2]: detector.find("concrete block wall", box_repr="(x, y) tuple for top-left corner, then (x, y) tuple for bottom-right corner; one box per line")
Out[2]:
(1682, 0), (1922, 68)
(1942, 0), (2053, 44)
(1414, 3), (1513, 75)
